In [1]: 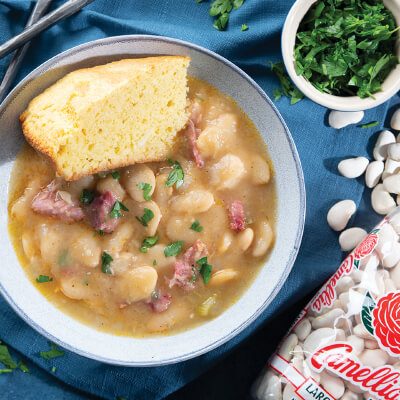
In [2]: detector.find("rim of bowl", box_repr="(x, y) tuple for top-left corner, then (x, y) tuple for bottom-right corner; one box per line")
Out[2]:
(282, 0), (400, 111)
(0, 34), (306, 366)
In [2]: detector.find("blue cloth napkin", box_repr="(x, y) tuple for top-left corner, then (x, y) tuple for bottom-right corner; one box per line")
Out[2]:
(0, 0), (399, 399)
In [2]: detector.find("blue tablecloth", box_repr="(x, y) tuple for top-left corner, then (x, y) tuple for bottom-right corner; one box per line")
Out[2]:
(0, 1), (399, 399)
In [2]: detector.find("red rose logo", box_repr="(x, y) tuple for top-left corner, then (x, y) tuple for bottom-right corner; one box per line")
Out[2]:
(373, 291), (400, 356)
(354, 233), (378, 260)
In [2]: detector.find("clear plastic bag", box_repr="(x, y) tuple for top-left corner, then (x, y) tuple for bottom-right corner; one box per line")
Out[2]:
(252, 209), (400, 400)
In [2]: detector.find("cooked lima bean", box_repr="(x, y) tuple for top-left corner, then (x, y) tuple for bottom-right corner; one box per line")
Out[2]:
(122, 164), (156, 202)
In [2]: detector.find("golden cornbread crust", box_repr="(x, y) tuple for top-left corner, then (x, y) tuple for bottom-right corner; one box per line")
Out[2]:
(20, 56), (190, 181)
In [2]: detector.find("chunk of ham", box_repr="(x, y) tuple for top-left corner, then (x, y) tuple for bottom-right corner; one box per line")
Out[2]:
(228, 200), (246, 232)
(147, 291), (172, 313)
(85, 191), (119, 233)
(185, 119), (204, 168)
(31, 180), (84, 222)
(169, 240), (208, 290)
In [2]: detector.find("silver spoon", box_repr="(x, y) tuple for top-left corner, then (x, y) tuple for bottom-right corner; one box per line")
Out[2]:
(0, 0), (53, 103)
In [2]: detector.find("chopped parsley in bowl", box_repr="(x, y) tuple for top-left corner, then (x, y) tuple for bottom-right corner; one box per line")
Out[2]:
(282, 0), (400, 111)
(295, 0), (398, 98)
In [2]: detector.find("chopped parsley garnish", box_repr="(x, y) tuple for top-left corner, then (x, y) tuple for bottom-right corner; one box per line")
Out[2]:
(140, 235), (159, 253)
(164, 241), (184, 257)
(359, 121), (380, 129)
(39, 343), (65, 360)
(36, 275), (53, 283)
(101, 251), (113, 274)
(190, 220), (204, 232)
(110, 201), (129, 219)
(110, 171), (120, 180)
(51, 366), (57, 373)
(207, 0), (245, 31)
(294, 0), (399, 98)
(151, 290), (159, 301)
(0, 342), (30, 374)
(271, 62), (304, 105)
(241, 23), (248, 31)
(80, 189), (95, 205)
(137, 182), (152, 201)
(196, 257), (213, 285)
(152, 259), (157, 266)
(0, 343), (17, 369)
(58, 249), (69, 267)
(18, 361), (29, 373)
(97, 230), (105, 236)
(0, 369), (12, 374)
(165, 159), (184, 189)
(136, 208), (154, 227)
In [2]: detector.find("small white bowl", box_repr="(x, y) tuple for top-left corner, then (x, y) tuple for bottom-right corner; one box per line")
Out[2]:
(282, 0), (400, 111)
(0, 35), (305, 366)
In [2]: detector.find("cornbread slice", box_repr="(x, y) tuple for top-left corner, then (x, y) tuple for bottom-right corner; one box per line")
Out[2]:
(20, 56), (190, 180)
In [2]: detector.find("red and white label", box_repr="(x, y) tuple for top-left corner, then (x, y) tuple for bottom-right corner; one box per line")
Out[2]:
(296, 378), (334, 400)
(311, 343), (400, 400)
(269, 355), (335, 400)
(270, 342), (400, 400)
(310, 254), (355, 313)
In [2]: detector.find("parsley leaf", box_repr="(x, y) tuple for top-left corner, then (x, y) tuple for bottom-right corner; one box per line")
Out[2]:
(164, 241), (184, 257)
(196, 257), (213, 285)
(58, 249), (69, 267)
(18, 361), (29, 373)
(241, 23), (248, 31)
(0, 343), (17, 369)
(101, 251), (113, 275)
(271, 62), (304, 105)
(110, 171), (120, 180)
(136, 208), (154, 227)
(0, 342), (30, 373)
(294, 0), (399, 98)
(165, 160), (184, 189)
(190, 220), (204, 232)
(80, 189), (95, 205)
(358, 121), (380, 129)
(140, 235), (159, 253)
(39, 343), (65, 360)
(36, 275), (53, 283)
(110, 201), (129, 219)
(213, 13), (229, 30)
(137, 182), (152, 201)
(207, 0), (245, 30)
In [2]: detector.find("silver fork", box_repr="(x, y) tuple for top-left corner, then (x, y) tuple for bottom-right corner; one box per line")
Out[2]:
(0, 0), (95, 103)
(0, 0), (53, 103)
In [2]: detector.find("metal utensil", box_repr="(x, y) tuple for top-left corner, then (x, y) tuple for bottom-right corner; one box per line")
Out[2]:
(0, 0), (95, 60)
(0, 0), (53, 103)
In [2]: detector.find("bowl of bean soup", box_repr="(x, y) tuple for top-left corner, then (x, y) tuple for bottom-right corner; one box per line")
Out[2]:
(0, 36), (305, 365)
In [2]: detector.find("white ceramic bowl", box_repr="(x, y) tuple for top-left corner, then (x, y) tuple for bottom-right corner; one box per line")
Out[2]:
(0, 35), (305, 366)
(282, 0), (400, 111)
